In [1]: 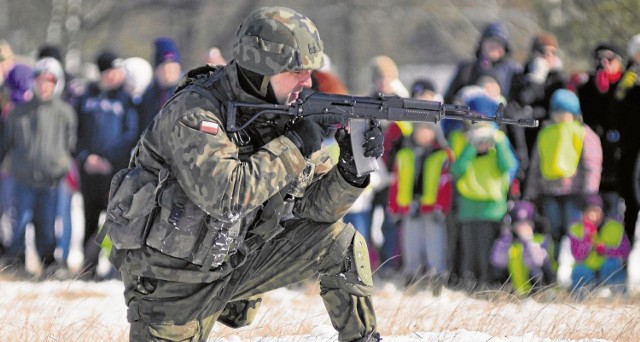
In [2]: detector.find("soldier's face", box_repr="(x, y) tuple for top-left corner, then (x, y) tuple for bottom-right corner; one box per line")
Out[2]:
(270, 70), (312, 104)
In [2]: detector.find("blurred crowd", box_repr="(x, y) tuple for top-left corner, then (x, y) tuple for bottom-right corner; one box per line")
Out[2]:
(0, 37), (227, 280)
(0, 21), (638, 298)
(318, 22), (638, 298)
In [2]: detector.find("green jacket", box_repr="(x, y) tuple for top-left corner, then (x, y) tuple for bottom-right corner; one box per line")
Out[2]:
(451, 134), (516, 222)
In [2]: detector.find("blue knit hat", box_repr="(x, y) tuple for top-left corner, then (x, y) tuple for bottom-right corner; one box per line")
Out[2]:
(154, 37), (181, 67)
(550, 89), (581, 116)
(467, 94), (499, 117)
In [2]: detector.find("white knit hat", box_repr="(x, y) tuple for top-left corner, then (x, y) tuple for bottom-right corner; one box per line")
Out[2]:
(628, 33), (640, 59)
(122, 57), (153, 99)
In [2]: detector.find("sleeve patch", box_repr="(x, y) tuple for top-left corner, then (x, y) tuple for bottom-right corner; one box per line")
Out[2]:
(200, 121), (220, 135)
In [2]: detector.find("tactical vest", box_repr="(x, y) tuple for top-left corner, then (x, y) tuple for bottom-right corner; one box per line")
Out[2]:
(537, 121), (585, 180)
(569, 219), (625, 270)
(103, 67), (293, 272)
(390, 147), (451, 214)
(456, 138), (510, 201)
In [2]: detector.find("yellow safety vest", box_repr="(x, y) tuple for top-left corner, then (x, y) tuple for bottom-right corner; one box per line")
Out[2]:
(395, 147), (448, 209)
(537, 121), (585, 180)
(448, 130), (468, 159)
(397, 122), (414, 137)
(456, 147), (510, 201)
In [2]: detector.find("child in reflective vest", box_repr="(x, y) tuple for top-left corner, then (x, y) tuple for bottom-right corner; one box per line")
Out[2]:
(525, 89), (603, 262)
(491, 200), (556, 295)
(569, 194), (630, 293)
(451, 95), (518, 290)
(388, 122), (454, 291)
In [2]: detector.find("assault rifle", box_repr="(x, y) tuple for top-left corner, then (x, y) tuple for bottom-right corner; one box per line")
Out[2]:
(227, 91), (538, 175)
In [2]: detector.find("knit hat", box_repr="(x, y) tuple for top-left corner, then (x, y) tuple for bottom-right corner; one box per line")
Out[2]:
(531, 32), (558, 55)
(593, 42), (624, 62)
(410, 78), (437, 98)
(96, 50), (122, 72)
(628, 34), (640, 59)
(509, 200), (535, 223)
(467, 94), (498, 117)
(550, 89), (581, 116)
(5, 64), (33, 104)
(153, 37), (181, 67)
(37, 44), (62, 62)
(122, 57), (153, 98)
(370, 55), (399, 81)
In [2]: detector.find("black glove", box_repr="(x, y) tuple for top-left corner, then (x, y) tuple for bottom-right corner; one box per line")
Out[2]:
(285, 115), (345, 158)
(336, 120), (384, 186)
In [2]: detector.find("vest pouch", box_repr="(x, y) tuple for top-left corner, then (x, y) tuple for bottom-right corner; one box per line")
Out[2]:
(103, 167), (158, 250)
(146, 182), (237, 270)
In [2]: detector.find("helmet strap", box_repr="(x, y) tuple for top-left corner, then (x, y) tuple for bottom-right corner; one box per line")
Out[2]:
(259, 75), (271, 96)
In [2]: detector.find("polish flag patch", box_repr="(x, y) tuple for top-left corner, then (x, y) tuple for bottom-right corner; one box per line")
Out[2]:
(200, 121), (219, 135)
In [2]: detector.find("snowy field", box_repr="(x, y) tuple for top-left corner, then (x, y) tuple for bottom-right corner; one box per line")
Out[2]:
(0, 276), (639, 341)
(1, 194), (640, 341)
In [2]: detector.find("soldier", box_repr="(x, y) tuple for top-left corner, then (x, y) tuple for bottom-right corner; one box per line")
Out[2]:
(104, 6), (382, 342)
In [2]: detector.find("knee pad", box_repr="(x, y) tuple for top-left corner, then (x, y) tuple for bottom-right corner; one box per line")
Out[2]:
(319, 224), (374, 297)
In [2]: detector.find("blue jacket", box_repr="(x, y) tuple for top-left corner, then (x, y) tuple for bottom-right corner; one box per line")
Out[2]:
(75, 83), (139, 171)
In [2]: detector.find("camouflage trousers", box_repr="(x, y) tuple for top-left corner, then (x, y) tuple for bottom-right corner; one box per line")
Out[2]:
(122, 218), (378, 341)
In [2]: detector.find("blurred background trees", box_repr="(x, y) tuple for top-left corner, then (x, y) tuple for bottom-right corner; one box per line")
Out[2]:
(1, 0), (639, 94)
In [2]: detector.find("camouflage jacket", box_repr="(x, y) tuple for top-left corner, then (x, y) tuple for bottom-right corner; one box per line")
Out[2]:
(109, 61), (365, 283)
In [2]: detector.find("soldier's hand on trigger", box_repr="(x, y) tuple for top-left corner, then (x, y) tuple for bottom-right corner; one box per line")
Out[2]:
(285, 114), (346, 158)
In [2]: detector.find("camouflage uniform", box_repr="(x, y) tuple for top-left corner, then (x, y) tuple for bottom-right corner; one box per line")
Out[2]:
(105, 7), (378, 342)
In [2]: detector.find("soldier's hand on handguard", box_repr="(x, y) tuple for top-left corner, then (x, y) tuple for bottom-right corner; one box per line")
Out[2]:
(285, 114), (346, 158)
(336, 120), (384, 186)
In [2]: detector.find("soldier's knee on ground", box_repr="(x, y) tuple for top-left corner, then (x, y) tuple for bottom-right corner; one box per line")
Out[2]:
(317, 224), (378, 341)
(319, 223), (374, 297)
(216, 295), (263, 328)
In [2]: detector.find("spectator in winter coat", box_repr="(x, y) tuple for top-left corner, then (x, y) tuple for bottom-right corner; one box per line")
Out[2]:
(613, 34), (640, 246)
(525, 89), (602, 260)
(569, 194), (629, 293)
(444, 21), (522, 103)
(491, 200), (556, 295)
(388, 122), (453, 292)
(75, 50), (138, 279)
(0, 57), (76, 277)
(137, 37), (183, 136)
(577, 43), (625, 218)
(507, 32), (567, 188)
(451, 95), (517, 290)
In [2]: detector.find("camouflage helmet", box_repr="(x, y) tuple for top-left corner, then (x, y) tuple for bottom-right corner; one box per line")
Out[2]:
(233, 6), (324, 76)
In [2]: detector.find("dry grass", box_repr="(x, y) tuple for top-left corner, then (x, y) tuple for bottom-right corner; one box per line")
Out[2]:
(1, 275), (639, 341)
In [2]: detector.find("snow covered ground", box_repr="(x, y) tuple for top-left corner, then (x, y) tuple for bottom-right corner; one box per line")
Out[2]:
(1, 194), (640, 341)
(0, 277), (637, 341)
